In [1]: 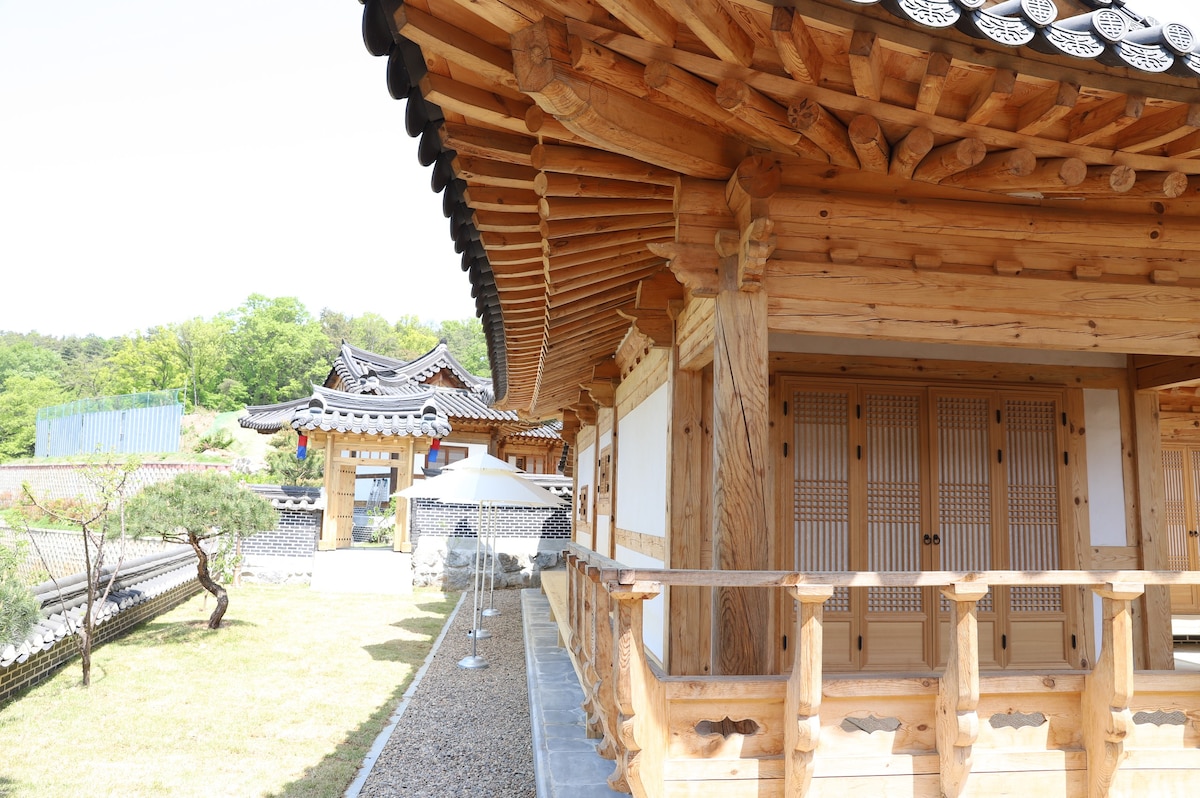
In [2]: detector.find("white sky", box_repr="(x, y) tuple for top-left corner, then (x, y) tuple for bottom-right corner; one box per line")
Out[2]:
(1, 0), (1197, 339)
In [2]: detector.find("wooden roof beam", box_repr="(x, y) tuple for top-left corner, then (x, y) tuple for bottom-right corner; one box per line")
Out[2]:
(1068, 94), (1145, 146)
(937, 148), (1035, 191)
(551, 249), (664, 284)
(889, 127), (935, 179)
(1116, 104), (1200, 154)
(541, 211), (675, 240)
(546, 222), (675, 258)
(715, 80), (829, 163)
(636, 270), (685, 310)
(534, 172), (675, 201)
(426, 0), (531, 34)
(464, 186), (540, 213)
(915, 52), (950, 115)
(1016, 81), (1079, 136)
(848, 30), (884, 102)
(539, 197), (674, 221)
(531, 144), (679, 185)
(440, 124), (535, 166)
(1167, 130), (1200, 159)
(1124, 171), (1189, 199)
(453, 156), (538, 189)
(656, 0), (754, 67)
(550, 239), (671, 273)
(1040, 165), (1136, 196)
(912, 138), (987, 183)
(390, 4), (519, 92)
(771, 7), (822, 85)
(645, 62), (784, 154)
(1135, 357), (1200, 391)
(513, 19), (745, 179)
(591, 0), (675, 46)
(789, 99), (859, 169)
(964, 68), (1016, 127)
(421, 73), (534, 135)
(848, 115), (890, 174)
(550, 261), (663, 305)
(479, 230), (543, 251)
(473, 211), (542, 232)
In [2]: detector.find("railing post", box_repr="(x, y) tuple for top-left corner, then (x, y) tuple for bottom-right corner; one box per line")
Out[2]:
(591, 567), (620, 761)
(937, 583), (989, 798)
(608, 581), (663, 797)
(565, 552), (579, 655)
(1083, 582), (1143, 798)
(785, 585), (834, 797)
(581, 563), (603, 739)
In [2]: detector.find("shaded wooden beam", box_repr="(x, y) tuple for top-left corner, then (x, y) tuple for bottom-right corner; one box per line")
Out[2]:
(1040, 165), (1136, 196)
(915, 51), (950, 115)
(453, 156), (539, 189)
(421, 73), (531, 134)
(1016, 81), (1079, 136)
(539, 197), (673, 221)
(847, 30), (884, 102)
(473, 211), (542, 232)
(964, 68), (1016, 127)
(1167, 129), (1200, 159)
(636, 270), (685, 310)
(646, 62), (783, 154)
(937, 148), (1035, 190)
(716, 79), (829, 162)
(535, 172), (674, 200)
(441, 123), (534, 166)
(770, 7), (821, 85)
(391, 4), (519, 92)
(513, 19), (744, 179)
(1135, 357), (1200, 391)
(464, 186), (540, 213)
(532, 144), (679, 185)
(1115, 103), (1200, 154)
(545, 218), (675, 256)
(788, 99), (859, 168)
(1068, 94), (1145, 146)
(650, 242), (721, 297)
(591, 0), (675, 46)
(1124, 171), (1189, 199)
(661, 0), (754, 67)
(543, 211), (675, 240)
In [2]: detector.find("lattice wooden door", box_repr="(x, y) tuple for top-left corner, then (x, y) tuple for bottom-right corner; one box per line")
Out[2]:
(1162, 446), (1200, 613)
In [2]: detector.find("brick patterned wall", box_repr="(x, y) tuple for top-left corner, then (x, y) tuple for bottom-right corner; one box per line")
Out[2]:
(242, 509), (321, 558)
(410, 498), (571, 542)
(0, 578), (201, 706)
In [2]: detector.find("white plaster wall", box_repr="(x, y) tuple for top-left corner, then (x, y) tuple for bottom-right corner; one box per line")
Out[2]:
(1084, 388), (1129, 663)
(616, 544), (666, 664)
(576, 440), (596, 528)
(615, 383), (670, 538)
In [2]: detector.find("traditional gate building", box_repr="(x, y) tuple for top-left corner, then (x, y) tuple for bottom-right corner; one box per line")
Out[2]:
(355, 0), (1200, 794)
(240, 341), (565, 551)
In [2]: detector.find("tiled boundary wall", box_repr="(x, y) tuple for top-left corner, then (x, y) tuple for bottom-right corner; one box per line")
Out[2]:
(1, 528), (176, 583)
(0, 556), (201, 705)
(0, 461), (231, 503)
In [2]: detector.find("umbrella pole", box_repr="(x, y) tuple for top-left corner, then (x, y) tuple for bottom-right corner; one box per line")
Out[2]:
(458, 502), (488, 669)
(483, 504), (500, 617)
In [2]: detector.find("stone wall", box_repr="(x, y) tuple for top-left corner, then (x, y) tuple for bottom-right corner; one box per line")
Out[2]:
(0, 527), (176, 583)
(412, 536), (564, 591)
(0, 462), (231, 503)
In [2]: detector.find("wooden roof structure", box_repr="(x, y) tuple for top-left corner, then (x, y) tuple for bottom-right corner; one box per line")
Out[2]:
(361, 0), (1200, 418)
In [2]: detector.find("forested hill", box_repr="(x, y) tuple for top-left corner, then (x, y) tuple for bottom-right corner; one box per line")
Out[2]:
(0, 294), (488, 462)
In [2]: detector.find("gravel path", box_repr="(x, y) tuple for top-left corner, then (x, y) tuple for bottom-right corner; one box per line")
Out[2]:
(358, 588), (535, 797)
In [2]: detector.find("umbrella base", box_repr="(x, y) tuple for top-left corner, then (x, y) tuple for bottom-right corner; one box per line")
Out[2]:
(482, 608), (501, 617)
(457, 655), (489, 669)
(468, 628), (492, 640)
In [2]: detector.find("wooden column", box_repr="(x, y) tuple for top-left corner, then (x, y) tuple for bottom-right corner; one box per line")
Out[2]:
(668, 346), (712, 675)
(1082, 582), (1143, 798)
(711, 156), (777, 675)
(1131, 390), (1173, 668)
(784, 585), (834, 797)
(393, 437), (416, 553)
(937, 583), (989, 798)
(318, 435), (338, 551)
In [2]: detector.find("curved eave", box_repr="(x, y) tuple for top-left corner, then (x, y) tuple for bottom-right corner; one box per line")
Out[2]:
(357, 0), (1200, 419)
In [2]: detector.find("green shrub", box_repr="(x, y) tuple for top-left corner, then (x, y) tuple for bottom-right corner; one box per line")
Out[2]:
(194, 428), (234, 453)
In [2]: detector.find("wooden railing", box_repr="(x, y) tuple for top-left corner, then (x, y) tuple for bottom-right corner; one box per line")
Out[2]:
(561, 543), (1200, 798)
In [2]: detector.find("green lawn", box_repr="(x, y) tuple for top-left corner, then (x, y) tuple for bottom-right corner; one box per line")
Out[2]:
(0, 584), (458, 797)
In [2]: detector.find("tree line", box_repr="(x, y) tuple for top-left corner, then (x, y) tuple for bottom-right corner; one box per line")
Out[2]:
(0, 293), (489, 462)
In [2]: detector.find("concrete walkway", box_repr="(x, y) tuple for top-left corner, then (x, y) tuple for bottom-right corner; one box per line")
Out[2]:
(522, 588), (630, 798)
(310, 549), (413, 595)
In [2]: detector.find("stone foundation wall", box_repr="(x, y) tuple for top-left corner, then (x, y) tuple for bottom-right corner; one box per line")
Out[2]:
(412, 536), (564, 591)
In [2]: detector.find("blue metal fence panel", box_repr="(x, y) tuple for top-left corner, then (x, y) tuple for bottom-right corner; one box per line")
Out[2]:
(35, 403), (183, 457)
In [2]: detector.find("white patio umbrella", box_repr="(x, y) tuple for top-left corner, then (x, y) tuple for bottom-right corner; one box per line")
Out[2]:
(399, 452), (565, 669)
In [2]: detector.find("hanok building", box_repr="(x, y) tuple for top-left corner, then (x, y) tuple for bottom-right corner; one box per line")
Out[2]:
(240, 342), (566, 552)
(356, 0), (1200, 795)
